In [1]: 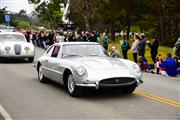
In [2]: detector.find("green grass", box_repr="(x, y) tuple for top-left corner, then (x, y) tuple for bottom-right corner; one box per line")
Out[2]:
(108, 39), (174, 64)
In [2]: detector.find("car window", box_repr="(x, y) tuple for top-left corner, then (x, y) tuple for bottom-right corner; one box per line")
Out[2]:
(0, 34), (26, 42)
(51, 46), (61, 58)
(62, 44), (109, 57)
(46, 46), (55, 57)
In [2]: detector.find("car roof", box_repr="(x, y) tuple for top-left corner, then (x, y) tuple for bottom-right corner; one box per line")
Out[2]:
(54, 42), (100, 46)
(0, 32), (24, 36)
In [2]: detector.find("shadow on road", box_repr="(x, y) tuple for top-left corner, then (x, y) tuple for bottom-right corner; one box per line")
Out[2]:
(43, 79), (137, 100)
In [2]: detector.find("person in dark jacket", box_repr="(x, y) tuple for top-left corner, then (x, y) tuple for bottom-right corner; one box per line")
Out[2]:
(147, 37), (159, 63)
(137, 33), (146, 57)
(160, 53), (177, 76)
(120, 33), (130, 59)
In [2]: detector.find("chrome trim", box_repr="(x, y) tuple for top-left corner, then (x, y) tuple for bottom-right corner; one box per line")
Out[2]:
(99, 81), (136, 87)
(42, 66), (63, 75)
(76, 83), (96, 87)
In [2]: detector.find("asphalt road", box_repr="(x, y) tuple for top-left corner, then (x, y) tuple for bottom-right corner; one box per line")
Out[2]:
(0, 47), (179, 119)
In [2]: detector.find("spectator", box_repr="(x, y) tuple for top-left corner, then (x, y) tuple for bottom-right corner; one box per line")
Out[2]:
(137, 33), (146, 57)
(131, 33), (140, 63)
(155, 54), (163, 74)
(175, 56), (180, 74)
(120, 33), (130, 59)
(147, 36), (159, 63)
(156, 57), (160, 74)
(88, 32), (97, 42)
(160, 53), (177, 76)
(139, 56), (148, 72)
(102, 30), (110, 50)
(109, 46), (121, 58)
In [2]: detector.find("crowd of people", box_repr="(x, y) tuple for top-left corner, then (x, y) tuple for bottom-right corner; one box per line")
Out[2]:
(18, 29), (100, 50)
(109, 33), (180, 77)
(18, 29), (180, 77)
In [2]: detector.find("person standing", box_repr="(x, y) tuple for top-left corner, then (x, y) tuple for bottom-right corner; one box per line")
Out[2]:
(137, 33), (146, 57)
(131, 33), (140, 63)
(102, 30), (110, 50)
(147, 36), (159, 63)
(120, 33), (130, 59)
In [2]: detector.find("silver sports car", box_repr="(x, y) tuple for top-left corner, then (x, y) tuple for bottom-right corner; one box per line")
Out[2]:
(0, 32), (35, 62)
(35, 42), (143, 97)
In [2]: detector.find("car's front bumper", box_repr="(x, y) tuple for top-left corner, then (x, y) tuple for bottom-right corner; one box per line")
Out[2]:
(0, 55), (34, 58)
(76, 79), (143, 89)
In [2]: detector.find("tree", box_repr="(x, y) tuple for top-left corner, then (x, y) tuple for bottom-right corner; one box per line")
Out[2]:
(0, 7), (7, 24)
(16, 21), (31, 29)
(29, 0), (64, 29)
(70, 0), (97, 31)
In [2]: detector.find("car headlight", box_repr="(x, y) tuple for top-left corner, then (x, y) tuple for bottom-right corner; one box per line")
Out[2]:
(24, 47), (30, 51)
(132, 64), (141, 73)
(5, 46), (11, 51)
(76, 66), (86, 77)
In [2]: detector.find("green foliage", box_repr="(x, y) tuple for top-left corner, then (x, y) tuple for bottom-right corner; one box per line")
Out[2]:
(16, 21), (31, 29)
(146, 28), (157, 38)
(130, 26), (141, 33)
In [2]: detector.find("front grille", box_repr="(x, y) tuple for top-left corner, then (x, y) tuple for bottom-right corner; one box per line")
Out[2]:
(99, 77), (136, 85)
(14, 44), (21, 55)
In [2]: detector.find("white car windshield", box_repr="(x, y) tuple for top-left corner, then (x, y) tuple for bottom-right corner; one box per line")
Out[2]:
(62, 44), (109, 57)
(0, 34), (26, 42)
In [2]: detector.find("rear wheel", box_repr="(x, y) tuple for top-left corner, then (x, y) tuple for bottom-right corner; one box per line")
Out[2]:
(121, 86), (136, 94)
(38, 65), (48, 83)
(28, 57), (34, 63)
(67, 73), (83, 97)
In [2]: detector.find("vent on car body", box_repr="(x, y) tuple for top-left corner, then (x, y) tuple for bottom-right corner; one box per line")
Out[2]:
(14, 44), (21, 55)
(99, 77), (136, 85)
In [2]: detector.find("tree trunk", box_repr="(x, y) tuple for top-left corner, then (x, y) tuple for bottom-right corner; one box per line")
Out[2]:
(126, 15), (131, 40)
(84, 16), (91, 31)
(111, 22), (115, 41)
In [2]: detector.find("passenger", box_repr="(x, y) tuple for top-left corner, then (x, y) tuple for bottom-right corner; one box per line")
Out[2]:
(160, 53), (177, 76)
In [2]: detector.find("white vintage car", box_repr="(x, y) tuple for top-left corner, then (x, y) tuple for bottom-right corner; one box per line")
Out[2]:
(35, 42), (143, 97)
(0, 32), (35, 62)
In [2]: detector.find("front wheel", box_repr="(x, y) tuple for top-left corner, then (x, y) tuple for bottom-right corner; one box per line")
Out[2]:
(38, 65), (48, 83)
(67, 73), (83, 97)
(121, 86), (136, 94)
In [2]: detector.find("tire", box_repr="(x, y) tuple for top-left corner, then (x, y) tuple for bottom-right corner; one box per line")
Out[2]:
(121, 86), (136, 94)
(28, 57), (34, 63)
(38, 65), (48, 83)
(67, 73), (83, 97)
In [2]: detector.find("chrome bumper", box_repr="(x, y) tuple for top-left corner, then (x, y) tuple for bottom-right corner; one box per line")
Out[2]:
(76, 79), (143, 89)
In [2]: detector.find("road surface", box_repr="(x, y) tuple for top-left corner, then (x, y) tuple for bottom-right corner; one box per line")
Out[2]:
(0, 47), (179, 119)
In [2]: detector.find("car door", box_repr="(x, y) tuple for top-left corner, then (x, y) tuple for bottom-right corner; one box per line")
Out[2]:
(46, 45), (63, 83)
(41, 45), (55, 78)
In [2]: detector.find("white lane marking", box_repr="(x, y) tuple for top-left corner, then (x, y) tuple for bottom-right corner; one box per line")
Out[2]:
(0, 105), (13, 120)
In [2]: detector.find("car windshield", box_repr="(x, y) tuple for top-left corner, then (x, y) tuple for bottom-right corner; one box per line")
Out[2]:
(0, 34), (26, 42)
(62, 44), (109, 57)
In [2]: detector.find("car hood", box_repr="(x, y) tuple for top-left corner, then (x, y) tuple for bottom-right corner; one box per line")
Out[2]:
(67, 56), (129, 70)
